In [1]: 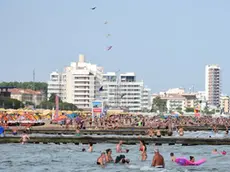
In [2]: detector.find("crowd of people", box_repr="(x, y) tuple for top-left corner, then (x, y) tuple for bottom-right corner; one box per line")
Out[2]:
(94, 140), (165, 168)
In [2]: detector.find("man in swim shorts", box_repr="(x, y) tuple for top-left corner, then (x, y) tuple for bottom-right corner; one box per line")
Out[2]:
(115, 155), (130, 164)
(20, 131), (30, 144)
(116, 140), (129, 153)
(151, 149), (165, 168)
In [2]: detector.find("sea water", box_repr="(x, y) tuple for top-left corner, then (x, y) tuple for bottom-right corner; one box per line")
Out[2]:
(0, 142), (229, 172)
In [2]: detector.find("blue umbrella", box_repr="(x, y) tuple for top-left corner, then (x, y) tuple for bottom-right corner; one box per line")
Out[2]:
(67, 113), (78, 119)
(0, 126), (4, 134)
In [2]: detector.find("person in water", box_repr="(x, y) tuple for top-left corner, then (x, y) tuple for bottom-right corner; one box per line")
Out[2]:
(178, 127), (184, 136)
(156, 127), (161, 137)
(88, 143), (93, 152)
(20, 131), (30, 144)
(139, 140), (147, 161)
(105, 149), (114, 162)
(170, 152), (176, 162)
(115, 155), (130, 164)
(190, 156), (195, 162)
(212, 149), (218, 154)
(221, 150), (227, 155)
(116, 140), (129, 153)
(151, 149), (165, 168)
(97, 152), (106, 167)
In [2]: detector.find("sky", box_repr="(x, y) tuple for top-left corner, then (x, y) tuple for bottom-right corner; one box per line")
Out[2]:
(1, 0), (230, 94)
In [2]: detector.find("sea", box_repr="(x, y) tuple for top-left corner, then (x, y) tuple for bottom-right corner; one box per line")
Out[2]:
(0, 131), (229, 172)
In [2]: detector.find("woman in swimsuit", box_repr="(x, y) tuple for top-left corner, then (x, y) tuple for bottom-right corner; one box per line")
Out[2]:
(97, 152), (106, 167)
(105, 149), (113, 162)
(139, 140), (147, 161)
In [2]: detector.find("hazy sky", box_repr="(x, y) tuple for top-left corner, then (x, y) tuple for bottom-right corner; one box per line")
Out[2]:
(1, 0), (230, 94)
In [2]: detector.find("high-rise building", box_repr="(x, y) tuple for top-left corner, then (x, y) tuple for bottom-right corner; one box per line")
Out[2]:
(47, 54), (103, 110)
(101, 72), (151, 112)
(205, 65), (221, 107)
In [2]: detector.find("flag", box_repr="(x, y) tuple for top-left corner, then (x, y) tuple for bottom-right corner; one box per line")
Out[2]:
(121, 94), (126, 98)
(99, 86), (104, 91)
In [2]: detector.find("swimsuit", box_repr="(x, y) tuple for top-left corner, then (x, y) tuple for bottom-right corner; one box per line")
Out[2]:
(155, 165), (164, 168)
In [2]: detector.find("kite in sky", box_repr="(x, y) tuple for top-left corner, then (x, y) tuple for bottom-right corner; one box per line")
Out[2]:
(104, 21), (108, 24)
(107, 46), (113, 51)
(91, 7), (96, 10)
(106, 34), (111, 38)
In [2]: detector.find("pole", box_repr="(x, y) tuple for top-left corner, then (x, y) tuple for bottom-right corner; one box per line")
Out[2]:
(55, 94), (59, 119)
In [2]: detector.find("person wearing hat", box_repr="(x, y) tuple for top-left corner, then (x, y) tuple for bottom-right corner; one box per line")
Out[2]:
(151, 149), (165, 168)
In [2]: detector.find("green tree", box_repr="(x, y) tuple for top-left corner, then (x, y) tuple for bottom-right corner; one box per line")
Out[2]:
(185, 107), (195, 112)
(0, 97), (24, 109)
(49, 93), (62, 103)
(151, 96), (167, 113)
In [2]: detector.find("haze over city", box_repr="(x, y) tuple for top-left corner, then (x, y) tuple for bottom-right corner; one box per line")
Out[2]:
(1, 0), (230, 93)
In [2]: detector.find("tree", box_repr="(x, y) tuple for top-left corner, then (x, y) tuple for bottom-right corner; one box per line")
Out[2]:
(185, 107), (195, 112)
(49, 93), (62, 103)
(38, 94), (78, 110)
(0, 97), (24, 109)
(151, 96), (167, 113)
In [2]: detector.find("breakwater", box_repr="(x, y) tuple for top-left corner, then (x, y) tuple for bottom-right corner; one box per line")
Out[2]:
(1, 135), (230, 145)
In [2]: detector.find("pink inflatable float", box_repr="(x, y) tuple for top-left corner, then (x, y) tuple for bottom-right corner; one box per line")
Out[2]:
(175, 157), (206, 166)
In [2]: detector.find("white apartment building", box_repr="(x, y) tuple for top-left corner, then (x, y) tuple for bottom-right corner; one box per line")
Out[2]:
(101, 72), (151, 112)
(205, 65), (221, 107)
(142, 88), (152, 110)
(47, 54), (103, 110)
(220, 96), (230, 114)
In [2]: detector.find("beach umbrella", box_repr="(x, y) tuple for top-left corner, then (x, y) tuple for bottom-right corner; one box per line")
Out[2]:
(67, 113), (78, 119)
(0, 126), (4, 134)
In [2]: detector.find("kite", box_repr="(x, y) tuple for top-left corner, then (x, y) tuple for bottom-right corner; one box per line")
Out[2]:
(104, 21), (108, 24)
(91, 7), (96, 10)
(106, 34), (111, 38)
(107, 46), (112, 51)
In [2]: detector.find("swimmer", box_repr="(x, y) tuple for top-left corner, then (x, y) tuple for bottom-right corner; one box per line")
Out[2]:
(139, 140), (147, 161)
(190, 156), (195, 162)
(178, 127), (184, 136)
(116, 140), (129, 153)
(212, 149), (218, 154)
(96, 152), (106, 167)
(221, 150), (227, 155)
(115, 155), (130, 164)
(12, 128), (17, 135)
(88, 143), (93, 152)
(19, 131), (30, 144)
(151, 149), (165, 168)
(170, 152), (176, 162)
(156, 127), (161, 137)
(105, 149), (113, 162)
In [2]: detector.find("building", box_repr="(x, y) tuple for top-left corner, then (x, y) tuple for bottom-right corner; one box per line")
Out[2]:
(101, 72), (151, 112)
(205, 65), (221, 107)
(47, 54), (103, 110)
(159, 88), (185, 96)
(220, 96), (230, 114)
(9, 88), (45, 106)
(142, 88), (152, 111)
(196, 91), (207, 110)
